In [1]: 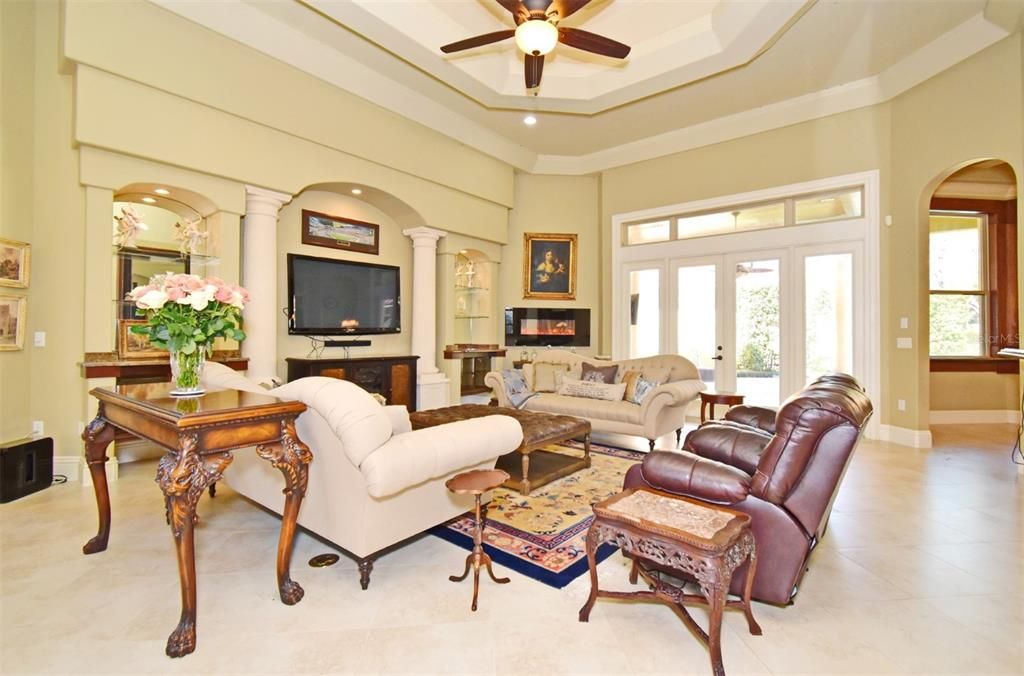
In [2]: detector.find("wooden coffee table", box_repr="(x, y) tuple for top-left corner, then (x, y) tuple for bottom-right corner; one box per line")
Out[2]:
(410, 404), (591, 495)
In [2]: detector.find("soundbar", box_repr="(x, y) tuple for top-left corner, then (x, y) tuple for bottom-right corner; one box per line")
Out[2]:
(324, 339), (371, 348)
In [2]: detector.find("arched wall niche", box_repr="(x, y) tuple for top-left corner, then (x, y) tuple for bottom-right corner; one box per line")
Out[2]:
(922, 157), (1020, 423)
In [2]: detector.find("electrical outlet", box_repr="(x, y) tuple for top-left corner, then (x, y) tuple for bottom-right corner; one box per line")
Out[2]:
(897, 337), (912, 349)
(31, 420), (44, 436)
(897, 399), (906, 412)
(33, 331), (46, 347)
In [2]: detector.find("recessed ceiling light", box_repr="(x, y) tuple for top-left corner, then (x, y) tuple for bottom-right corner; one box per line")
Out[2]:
(141, 197), (156, 204)
(351, 188), (363, 195)
(523, 115), (537, 126)
(153, 188), (170, 195)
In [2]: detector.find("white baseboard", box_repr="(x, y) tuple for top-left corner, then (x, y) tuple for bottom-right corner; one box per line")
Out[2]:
(59, 457), (119, 484)
(929, 409), (1018, 424)
(878, 424), (933, 448)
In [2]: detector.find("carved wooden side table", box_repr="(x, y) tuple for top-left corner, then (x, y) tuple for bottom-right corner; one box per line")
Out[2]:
(579, 488), (761, 676)
(445, 468), (511, 611)
(81, 384), (312, 658)
(699, 391), (746, 423)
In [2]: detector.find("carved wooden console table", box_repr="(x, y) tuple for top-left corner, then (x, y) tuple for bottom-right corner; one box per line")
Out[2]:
(81, 384), (312, 658)
(579, 488), (761, 676)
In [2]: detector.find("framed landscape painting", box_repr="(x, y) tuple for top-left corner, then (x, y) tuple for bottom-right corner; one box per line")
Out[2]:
(118, 319), (168, 360)
(0, 239), (30, 288)
(0, 295), (26, 351)
(301, 209), (380, 255)
(523, 232), (577, 300)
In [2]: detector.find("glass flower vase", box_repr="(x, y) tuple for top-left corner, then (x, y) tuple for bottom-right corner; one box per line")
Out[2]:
(169, 345), (208, 397)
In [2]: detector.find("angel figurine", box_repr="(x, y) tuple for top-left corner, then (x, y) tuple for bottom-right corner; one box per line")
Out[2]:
(174, 216), (208, 256)
(113, 205), (148, 248)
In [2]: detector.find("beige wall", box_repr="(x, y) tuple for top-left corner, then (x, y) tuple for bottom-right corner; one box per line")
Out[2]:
(889, 34), (1023, 431)
(500, 173), (601, 365)
(276, 190), (413, 377)
(598, 34), (1024, 432)
(930, 372), (1020, 411)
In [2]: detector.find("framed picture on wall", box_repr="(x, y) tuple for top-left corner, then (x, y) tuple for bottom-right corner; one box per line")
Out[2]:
(523, 232), (577, 300)
(301, 209), (380, 255)
(0, 239), (30, 288)
(0, 295), (26, 351)
(118, 319), (168, 360)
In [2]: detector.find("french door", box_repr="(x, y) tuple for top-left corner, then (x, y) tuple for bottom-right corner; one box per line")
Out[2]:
(627, 243), (862, 407)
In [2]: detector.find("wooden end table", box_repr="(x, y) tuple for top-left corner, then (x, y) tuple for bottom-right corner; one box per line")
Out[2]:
(579, 487), (761, 676)
(699, 391), (745, 423)
(82, 384), (312, 657)
(445, 468), (511, 611)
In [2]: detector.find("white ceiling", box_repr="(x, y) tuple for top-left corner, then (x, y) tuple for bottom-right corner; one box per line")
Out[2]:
(154, 0), (1019, 174)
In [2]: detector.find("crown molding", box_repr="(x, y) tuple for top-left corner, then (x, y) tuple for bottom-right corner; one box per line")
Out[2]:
(530, 13), (1011, 175)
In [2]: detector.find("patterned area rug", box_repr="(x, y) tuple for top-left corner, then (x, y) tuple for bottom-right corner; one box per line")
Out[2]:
(430, 440), (643, 588)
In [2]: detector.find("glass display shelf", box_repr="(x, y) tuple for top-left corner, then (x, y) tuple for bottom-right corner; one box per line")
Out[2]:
(454, 314), (489, 319)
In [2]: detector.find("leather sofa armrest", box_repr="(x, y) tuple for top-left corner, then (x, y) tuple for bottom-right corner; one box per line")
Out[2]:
(635, 451), (751, 504)
(682, 423), (772, 475)
(724, 405), (778, 434)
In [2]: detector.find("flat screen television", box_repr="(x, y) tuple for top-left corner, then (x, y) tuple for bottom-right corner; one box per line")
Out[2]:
(287, 253), (400, 335)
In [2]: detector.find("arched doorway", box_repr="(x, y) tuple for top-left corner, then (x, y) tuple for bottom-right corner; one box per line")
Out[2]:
(926, 160), (1019, 426)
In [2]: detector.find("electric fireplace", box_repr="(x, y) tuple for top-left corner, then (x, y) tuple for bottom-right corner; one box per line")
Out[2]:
(504, 307), (590, 347)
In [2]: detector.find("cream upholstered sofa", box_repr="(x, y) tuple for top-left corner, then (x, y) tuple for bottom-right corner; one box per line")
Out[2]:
(485, 350), (705, 450)
(202, 362), (523, 589)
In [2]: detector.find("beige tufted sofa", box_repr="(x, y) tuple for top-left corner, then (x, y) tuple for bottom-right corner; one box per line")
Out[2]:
(485, 350), (705, 450)
(201, 362), (523, 590)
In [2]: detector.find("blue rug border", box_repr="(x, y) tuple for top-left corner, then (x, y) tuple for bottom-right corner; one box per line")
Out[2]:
(429, 439), (639, 589)
(429, 522), (618, 589)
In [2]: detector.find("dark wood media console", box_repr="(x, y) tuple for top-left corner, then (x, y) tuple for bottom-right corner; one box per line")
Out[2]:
(286, 356), (419, 409)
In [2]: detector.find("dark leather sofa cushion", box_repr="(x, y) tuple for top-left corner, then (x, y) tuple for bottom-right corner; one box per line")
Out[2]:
(682, 423), (772, 475)
(637, 451), (752, 504)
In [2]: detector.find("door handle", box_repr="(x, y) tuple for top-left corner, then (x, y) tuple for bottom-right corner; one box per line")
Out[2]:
(712, 355), (724, 361)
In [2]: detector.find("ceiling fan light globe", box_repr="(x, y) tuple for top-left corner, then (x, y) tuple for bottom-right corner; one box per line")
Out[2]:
(515, 20), (558, 56)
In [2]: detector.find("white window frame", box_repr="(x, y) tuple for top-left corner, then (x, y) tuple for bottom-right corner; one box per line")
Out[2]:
(927, 210), (989, 358)
(611, 170), (881, 440)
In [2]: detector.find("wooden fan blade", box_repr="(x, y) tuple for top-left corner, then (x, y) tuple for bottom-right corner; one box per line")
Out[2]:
(441, 30), (516, 54)
(525, 53), (545, 89)
(549, 0), (592, 20)
(495, 0), (529, 24)
(558, 27), (631, 59)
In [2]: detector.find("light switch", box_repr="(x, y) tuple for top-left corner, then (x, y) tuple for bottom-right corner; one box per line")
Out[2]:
(899, 317), (909, 330)
(897, 399), (906, 411)
(897, 337), (913, 349)
(31, 420), (44, 436)
(33, 331), (45, 347)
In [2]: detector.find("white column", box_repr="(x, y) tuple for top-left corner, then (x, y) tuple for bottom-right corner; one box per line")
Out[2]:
(243, 186), (292, 382)
(403, 226), (450, 409)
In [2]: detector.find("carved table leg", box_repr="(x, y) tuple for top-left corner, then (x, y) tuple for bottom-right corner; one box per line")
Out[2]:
(578, 523), (602, 622)
(583, 433), (592, 468)
(156, 440), (233, 658)
(82, 414), (116, 555)
(741, 549), (762, 636)
(706, 580), (728, 676)
(520, 453), (531, 496)
(257, 418), (313, 606)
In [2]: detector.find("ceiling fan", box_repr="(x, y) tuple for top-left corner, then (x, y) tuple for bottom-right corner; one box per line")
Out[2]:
(440, 0), (631, 89)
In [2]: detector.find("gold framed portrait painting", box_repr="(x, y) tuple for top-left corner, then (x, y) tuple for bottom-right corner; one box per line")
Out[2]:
(0, 239), (30, 288)
(523, 232), (577, 300)
(0, 295), (26, 351)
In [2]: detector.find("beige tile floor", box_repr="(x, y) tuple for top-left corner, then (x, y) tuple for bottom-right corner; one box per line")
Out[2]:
(1, 425), (1021, 675)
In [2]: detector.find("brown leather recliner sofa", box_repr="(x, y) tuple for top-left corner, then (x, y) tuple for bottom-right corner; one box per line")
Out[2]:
(623, 373), (873, 605)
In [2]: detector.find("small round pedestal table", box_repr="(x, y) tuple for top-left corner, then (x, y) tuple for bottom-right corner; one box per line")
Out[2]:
(445, 468), (511, 611)
(699, 391), (745, 424)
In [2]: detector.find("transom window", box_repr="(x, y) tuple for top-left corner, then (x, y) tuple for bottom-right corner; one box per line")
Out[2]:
(622, 187), (863, 246)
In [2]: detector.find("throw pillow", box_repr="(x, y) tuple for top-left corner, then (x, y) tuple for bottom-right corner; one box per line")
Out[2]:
(558, 376), (627, 402)
(533, 362), (570, 392)
(643, 366), (671, 385)
(500, 369), (538, 409)
(629, 375), (660, 405)
(581, 362), (618, 384)
(553, 366), (582, 391)
(621, 370), (642, 401)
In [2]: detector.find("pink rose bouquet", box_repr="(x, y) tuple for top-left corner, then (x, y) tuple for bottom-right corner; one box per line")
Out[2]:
(127, 273), (249, 392)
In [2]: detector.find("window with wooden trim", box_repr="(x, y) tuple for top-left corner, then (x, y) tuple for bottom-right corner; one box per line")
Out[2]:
(929, 198), (1018, 360)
